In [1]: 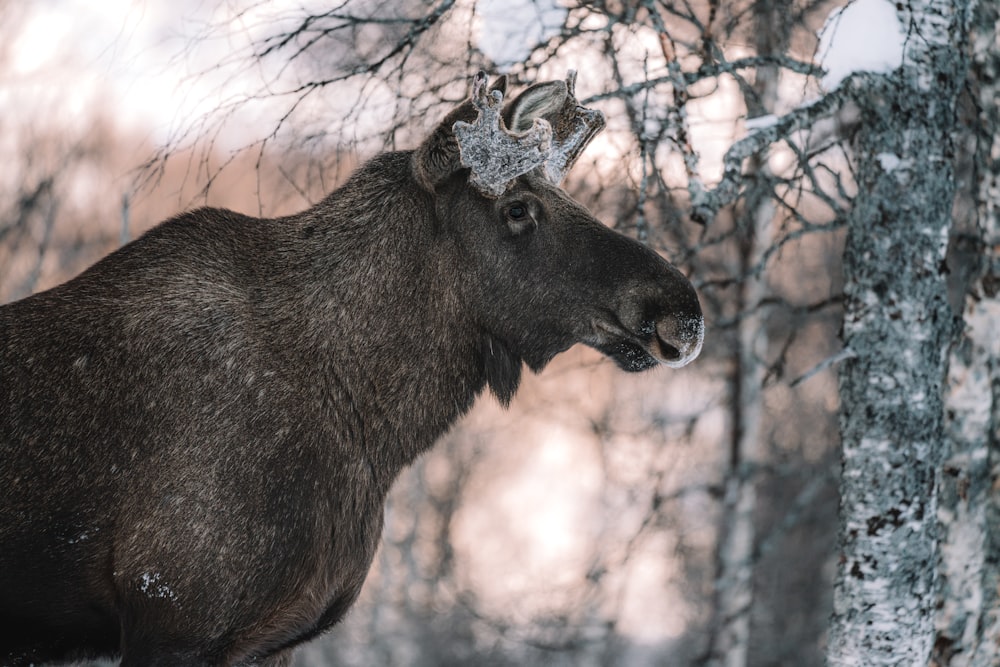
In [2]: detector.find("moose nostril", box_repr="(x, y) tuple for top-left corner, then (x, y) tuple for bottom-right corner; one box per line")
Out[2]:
(658, 340), (682, 361)
(655, 312), (705, 367)
(640, 319), (681, 359)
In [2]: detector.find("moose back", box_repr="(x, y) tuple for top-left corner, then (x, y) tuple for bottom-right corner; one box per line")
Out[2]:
(0, 72), (703, 666)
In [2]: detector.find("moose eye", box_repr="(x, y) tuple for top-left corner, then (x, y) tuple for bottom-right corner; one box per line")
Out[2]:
(502, 201), (536, 236)
(506, 203), (528, 220)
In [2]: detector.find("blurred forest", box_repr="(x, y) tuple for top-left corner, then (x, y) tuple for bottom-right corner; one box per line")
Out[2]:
(0, 0), (995, 666)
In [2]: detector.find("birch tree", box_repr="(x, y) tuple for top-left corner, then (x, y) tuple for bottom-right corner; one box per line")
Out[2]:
(706, 1), (790, 662)
(826, 0), (971, 663)
(933, 1), (1000, 664)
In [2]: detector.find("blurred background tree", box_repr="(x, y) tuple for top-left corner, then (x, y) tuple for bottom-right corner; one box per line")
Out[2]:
(0, 1), (995, 665)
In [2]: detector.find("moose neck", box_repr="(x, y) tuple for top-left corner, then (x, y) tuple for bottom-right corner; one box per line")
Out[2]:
(276, 151), (492, 486)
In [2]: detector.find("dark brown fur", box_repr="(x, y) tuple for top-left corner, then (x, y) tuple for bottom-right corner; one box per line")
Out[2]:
(0, 78), (702, 665)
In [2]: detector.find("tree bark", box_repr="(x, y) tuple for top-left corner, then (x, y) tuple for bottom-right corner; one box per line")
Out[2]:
(933, 2), (1000, 664)
(827, 0), (970, 664)
(709, 180), (771, 667)
(707, 4), (795, 661)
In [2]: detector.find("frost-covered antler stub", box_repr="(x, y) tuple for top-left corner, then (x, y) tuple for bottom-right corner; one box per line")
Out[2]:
(541, 70), (606, 185)
(453, 71), (553, 197)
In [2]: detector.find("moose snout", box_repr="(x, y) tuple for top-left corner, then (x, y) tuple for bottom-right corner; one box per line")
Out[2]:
(628, 276), (704, 369)
(590, 289), (704, 373)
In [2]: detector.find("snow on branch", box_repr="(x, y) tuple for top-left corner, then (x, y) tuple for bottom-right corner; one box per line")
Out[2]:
(687, 90), (847, 224)
(686, 68), (901, 226)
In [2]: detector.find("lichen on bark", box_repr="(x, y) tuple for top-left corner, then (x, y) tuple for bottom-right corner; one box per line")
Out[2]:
(827, 0), (971, 664)
(933, 0), (1000, 663)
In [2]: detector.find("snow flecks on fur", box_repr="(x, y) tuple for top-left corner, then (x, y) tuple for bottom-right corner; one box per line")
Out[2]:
(138, 572), (179, 603)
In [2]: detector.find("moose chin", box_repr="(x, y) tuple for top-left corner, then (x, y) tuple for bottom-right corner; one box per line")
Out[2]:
(0, 70), (703, 666)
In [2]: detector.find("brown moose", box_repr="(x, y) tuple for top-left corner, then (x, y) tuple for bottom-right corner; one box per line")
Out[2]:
(0, 71), (703, 665)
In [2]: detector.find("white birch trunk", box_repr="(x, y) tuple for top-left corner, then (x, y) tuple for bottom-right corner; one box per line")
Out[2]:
(933, 3), (1000, 664)
(826, 0), (970, 664)
(709, 194), (772, 667)
(707, 16), (786, 653)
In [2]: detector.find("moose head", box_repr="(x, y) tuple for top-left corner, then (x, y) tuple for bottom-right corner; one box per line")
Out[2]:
(412, 70), (703, 403)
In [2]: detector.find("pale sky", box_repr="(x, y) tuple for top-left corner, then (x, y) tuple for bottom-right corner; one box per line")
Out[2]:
(5, 0), (325, 146)
(8, 0), (193, 135)
(7, 0), (566, 145)
(476, 0), (565, 66)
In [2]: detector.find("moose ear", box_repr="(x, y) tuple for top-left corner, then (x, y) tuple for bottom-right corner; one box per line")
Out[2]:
(413, 75), (509, 191)
(503, 80), (568, 133)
